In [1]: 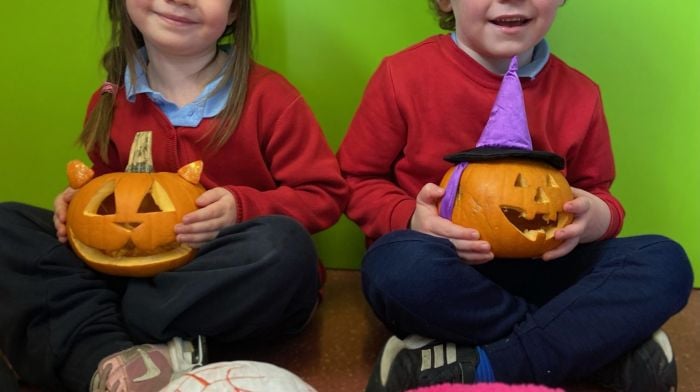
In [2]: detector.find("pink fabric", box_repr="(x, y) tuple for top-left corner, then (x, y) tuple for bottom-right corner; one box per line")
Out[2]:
(410, 382), (564, 392)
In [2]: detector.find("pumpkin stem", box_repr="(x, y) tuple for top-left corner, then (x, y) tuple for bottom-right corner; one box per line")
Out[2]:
(125, 131), (154, 173)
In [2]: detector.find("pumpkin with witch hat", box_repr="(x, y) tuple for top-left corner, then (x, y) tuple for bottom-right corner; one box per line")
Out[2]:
(439, 57), (573, 258)
(66, 131), (205, 276)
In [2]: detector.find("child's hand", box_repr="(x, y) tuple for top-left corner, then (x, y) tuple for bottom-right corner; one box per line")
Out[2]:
(410, 183), (493, 265)
(53, 187), (76, 243)
(542, 187), (611, 261)
(175, 187), (237, 248)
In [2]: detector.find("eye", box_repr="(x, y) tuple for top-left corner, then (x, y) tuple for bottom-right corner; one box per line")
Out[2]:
(547, 174), (560, 188)
(514, 173), (527, 187)
(144, 181), (176, 212)
(137, 193), (163, 213)
(97, 193), (116, 215)
(86, 180), (116, 216)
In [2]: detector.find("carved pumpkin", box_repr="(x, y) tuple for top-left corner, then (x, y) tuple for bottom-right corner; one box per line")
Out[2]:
(66, 131), (205, 276)
(440, 159), (574, 258)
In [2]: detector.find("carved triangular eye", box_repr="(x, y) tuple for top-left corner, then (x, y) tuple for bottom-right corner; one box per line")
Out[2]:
(137, 193), (163, 213)
(514, 173), (527, 187)
(547, 174), (560, 188)
(97, 193), (116, 215)
(85, 180), (116, 216)
(143, 181), (176, 212)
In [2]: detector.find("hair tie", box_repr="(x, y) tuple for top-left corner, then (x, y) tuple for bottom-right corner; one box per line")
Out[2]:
(100, 82), (117, 95)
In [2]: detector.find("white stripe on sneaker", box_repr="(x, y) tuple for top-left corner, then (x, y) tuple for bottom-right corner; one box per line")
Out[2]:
(418, 343), (458, 371)
(380, 336), (406, 386)
(446, 343), (457, 364)
(421, 348), (432, 371)
(433, 344), (445, 367)
(653, 330), (673, 364)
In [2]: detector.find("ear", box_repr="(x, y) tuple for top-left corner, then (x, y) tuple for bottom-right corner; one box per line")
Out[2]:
(67, 160), (94, 189)
(177, 161), (203, 184)
(436, 0), (453, 12)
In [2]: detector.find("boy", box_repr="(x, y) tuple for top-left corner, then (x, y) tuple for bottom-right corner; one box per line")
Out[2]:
(337, 0), (693, 391)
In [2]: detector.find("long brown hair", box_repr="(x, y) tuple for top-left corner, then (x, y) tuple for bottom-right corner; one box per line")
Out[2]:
(80, 0), (253, 162)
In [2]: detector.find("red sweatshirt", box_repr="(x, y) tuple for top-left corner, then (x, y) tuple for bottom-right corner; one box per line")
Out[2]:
(337, 34), (624, 244)
(87, 63), (348, 234)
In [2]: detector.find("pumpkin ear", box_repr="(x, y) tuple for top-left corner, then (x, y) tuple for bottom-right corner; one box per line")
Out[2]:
(177, 160), (203, 184)
(67, 160), (94, 189)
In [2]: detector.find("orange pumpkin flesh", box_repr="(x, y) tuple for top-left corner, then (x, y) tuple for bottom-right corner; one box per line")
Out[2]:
(66, 161), (205, 277)
(440, 159), (574, 258)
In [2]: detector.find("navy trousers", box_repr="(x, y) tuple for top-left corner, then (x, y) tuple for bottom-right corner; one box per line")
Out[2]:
(0, 202), (320, 392)
(362, 230), (693, 386)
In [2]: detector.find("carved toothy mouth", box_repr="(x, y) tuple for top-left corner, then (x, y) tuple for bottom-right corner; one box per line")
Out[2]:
(101, 239), (182, 258)
(500, 206), (565, 241)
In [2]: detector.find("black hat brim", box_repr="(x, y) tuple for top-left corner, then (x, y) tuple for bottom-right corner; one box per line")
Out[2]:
(444, 147), (565, 169)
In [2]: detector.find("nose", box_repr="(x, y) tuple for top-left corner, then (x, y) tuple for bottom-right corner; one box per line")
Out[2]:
(534, 187), (550, 204)
(115, 222), (143, 231)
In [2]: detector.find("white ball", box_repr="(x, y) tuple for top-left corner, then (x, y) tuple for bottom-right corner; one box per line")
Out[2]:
(161, 361), (317, 392)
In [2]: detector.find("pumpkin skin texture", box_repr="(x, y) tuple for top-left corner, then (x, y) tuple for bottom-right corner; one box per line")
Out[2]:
(66, 161), (205, 277)
(440, 159), (574, 258)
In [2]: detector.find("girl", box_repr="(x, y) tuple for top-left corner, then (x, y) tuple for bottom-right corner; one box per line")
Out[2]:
(0, 0), (348, 391)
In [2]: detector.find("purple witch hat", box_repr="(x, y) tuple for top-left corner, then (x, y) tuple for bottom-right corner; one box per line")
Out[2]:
(439, 56), (565, 219)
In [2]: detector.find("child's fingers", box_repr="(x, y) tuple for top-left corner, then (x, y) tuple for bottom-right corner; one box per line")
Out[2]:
(542, 237), (579, 261)
(176, 231), (219, 246)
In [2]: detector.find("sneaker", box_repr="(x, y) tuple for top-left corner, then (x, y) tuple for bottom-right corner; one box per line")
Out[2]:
(591, 330), (677, 392)
(366, 335), (478, 392)
(90, 336), (207, 392)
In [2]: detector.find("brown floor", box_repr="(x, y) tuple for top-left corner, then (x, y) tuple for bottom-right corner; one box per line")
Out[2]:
(211, 269), (700, 392)
(13, 269), (700, 392)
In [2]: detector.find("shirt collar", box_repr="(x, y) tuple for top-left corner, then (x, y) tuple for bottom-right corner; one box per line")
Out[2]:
(450, 32), (550, 79)
(124, 48), (230, 127)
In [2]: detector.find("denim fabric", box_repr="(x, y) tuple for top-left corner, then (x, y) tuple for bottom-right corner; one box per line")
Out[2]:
(361, 230), (693, 385)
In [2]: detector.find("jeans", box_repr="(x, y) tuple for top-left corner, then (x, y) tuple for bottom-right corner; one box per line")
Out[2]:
(362, 230), (693, 385)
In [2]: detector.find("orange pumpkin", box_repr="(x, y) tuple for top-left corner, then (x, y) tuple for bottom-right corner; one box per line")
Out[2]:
(66, 160), (205, 277)
(440, 158), (574, 258)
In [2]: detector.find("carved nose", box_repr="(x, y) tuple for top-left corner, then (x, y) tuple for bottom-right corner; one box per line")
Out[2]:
(534, 187), (550, 204)
(115, 222), (142, 230)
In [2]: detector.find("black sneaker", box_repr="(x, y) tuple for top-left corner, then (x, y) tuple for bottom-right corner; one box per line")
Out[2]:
(591, 330), (677, 392)
(366, 335), (479, 392)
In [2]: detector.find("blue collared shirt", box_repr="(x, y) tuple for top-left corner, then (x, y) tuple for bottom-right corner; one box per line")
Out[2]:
(450, 32), (550, 79)
(124, 50), (230, 127)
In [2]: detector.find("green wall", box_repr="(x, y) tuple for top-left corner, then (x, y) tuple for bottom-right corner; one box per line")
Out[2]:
(1, 1), (698, 285)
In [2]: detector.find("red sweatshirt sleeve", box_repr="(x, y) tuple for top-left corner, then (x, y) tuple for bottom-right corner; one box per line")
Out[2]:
(337, 60), (415, 240)
(225, 94), (349, 234)
(564, 91), (625, 239)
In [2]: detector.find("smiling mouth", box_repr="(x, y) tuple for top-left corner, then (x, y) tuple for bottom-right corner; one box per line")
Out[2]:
(501, 207), (564, 241)
(491, 17), (531, 27)
(157, 12), (195, 25)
